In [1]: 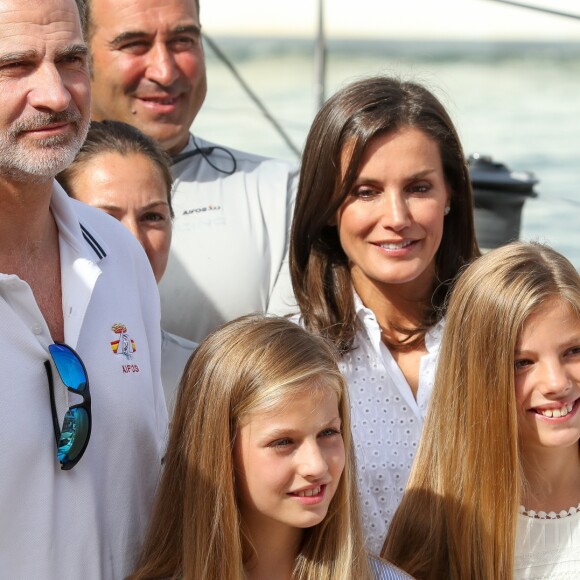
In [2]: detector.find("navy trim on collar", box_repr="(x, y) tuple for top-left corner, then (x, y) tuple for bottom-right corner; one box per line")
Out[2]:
(80, 223), (106, 260)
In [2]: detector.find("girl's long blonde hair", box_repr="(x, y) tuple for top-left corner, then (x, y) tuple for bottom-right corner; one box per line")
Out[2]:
(382, 242), (580, 579)
(130, 314), (372, 579)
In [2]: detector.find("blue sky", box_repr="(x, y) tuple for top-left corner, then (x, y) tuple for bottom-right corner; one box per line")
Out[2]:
(201, 0), (580, 40)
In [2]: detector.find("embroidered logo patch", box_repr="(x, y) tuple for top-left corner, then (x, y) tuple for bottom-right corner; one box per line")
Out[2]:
(110, 323), (136, 359)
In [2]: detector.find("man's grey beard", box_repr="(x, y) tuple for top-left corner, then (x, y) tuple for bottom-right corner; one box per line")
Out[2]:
(0, 110), (89, 183)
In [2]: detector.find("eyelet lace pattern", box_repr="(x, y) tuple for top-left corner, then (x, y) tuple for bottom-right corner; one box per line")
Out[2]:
(519, 502), (580, 520)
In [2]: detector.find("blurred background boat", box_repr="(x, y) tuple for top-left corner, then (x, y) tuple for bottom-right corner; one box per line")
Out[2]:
(194, 0), (580, 266)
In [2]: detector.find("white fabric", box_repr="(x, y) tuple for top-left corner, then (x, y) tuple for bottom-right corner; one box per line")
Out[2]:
(370, 557), (415, 579)
(515, 510), (580, 579)
(340, 296), (442, 555)
(160, 328), (197, 414)
(0, 183), (168, 580)
(292, 297), (442, 556)
(159, 135), (298, 343)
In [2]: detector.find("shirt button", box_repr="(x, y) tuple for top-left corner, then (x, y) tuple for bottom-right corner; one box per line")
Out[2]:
(32, 324), (43, 335)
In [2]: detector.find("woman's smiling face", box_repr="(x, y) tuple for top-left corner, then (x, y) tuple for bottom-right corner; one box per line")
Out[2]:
(337, 126), (449, 299)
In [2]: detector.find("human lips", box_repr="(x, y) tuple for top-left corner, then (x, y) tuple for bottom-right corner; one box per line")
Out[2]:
(530, 398), (579, 420)
(135, 94), (181, 111)
(287, 484), (328, 504)
(25, 122), (70, 135)
(372, 239), (418, 253)
(14, 110), (82, 136)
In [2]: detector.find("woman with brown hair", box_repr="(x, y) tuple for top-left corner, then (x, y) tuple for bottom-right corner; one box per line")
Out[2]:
(383, 242), (580, 579)
(129, 314), (410, 579)
(290, 75), (479, 552)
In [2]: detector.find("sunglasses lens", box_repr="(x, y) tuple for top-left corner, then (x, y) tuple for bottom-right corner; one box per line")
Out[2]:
(57, 407), (90, 464)
(49, 343), (88, 393)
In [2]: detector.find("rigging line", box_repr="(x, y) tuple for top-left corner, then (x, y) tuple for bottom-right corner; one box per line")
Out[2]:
(480, 0), (580, 21)
(550, 195), (580, 207)
(203, 34), (301, 159)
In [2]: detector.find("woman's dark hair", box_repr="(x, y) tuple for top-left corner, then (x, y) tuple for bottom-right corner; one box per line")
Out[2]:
(290, 75), (480, 352)
(58, 120), (173, 213)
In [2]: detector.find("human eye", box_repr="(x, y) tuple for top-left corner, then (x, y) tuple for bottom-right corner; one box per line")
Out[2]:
(0, 59), (33, 75)
(268, 437), (294, 449)
(117, 40), (151, 55)
(565, 345), (580, 358)
(60, 54), (87, 69)
(351, 185), (378, 200)
(169, 36), (196, 52)
(142, 211), (165, 223)
(319, 427), (341, 438)
(514, 358), (533, 372)
(407, 181), (432, 194)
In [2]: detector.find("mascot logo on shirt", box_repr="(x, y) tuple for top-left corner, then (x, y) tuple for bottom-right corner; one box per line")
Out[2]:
(110, 323), (136, 360)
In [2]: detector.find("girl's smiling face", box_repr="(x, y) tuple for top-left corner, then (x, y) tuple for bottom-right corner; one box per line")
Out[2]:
(515, 298), (580, 455)
(234, 386), (345, 539)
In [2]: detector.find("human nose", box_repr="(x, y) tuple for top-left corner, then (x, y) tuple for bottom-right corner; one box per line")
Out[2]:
(145, 43), (179, 86)
(380, 191), (412, 231)
(27, 65), (71, 112)
(120, 216), (144, 248)
(296, 440), (328, 480)
(537, 358), (573, 398)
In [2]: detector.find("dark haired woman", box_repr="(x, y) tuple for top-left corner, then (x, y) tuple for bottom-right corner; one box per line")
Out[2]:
(290, 75), (479, 553)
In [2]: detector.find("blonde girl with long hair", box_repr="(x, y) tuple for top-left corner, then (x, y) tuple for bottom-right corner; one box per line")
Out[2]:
(383, 241), (580, 579)
(130, 315), (410, 580)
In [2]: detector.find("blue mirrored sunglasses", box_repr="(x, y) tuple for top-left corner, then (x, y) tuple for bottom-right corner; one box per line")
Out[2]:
(44, 343), (91, 471)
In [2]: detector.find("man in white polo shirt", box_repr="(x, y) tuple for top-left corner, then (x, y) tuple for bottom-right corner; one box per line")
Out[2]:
(82, 0), (298, 343)
(0, 1), (168, 578)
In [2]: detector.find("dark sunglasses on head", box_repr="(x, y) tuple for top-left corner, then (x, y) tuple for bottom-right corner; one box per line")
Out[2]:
(44, 343), (91, 471)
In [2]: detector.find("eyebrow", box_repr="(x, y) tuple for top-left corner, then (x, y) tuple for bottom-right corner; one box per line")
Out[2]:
(408, 168), (437, 180)
(92, 201), (169, 212)
(0, 44), (87, 67)
(515, 334), (580, 355)
(0, 49), (37, 66)
(91, 203), (122, 212)
(262, 416), (342, 439)
(354, 168), (437, 185)
(109, 24), (201, 48)
(141, 201), (171, 211)
(55, 44), (88, 59)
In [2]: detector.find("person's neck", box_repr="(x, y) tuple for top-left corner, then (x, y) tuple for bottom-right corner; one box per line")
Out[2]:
(521, 443), (580, 513)
(351, 269), (433, 341)
(243, 518), (302, 580)
(0, 176), (54, 256)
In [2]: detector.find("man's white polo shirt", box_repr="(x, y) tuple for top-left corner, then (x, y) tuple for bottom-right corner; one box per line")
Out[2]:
(0, 183), (168, 579)
(159, 135), (298, 343)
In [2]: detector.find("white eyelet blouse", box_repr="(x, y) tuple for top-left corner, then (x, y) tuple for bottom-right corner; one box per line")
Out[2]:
(338, 296), (443, 555)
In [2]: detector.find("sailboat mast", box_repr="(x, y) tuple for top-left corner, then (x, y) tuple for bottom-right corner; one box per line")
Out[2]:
(314, 0), (327, 111)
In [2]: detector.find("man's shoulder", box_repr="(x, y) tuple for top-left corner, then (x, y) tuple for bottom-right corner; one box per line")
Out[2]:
(178, 135), (298, 179)
(67, 197), (152, 265)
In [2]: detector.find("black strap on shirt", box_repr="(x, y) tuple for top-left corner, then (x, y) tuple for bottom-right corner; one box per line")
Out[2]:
(171, 134), (237, 176)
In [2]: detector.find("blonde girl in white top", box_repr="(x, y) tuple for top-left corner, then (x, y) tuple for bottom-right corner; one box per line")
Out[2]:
(384, 241), (580, 579)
